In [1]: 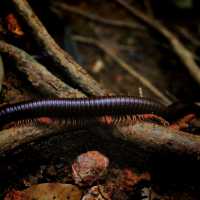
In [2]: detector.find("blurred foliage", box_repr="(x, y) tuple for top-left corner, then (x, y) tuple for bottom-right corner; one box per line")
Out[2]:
(173, 0), (193, 9)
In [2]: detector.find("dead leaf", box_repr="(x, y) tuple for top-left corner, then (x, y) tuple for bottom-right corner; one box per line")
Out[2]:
(6, 13), (24, 37)
(82, 185), (111, 200)
(4, 183), (82, 200)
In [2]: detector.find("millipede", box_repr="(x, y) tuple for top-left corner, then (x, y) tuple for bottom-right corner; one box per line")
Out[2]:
(0, 96), (198, 129)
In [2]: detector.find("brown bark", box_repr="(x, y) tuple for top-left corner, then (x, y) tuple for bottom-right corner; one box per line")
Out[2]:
(1, 122), (200, 161)
(117, 123), (200, 159)
(11, 0), (109, 96)
(0, 40), (83, 98)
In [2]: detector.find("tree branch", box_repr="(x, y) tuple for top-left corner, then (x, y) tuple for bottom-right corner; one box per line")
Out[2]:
(117, 123), (200, 158)
(1, 122), (200, 161)
(51, 2), (144, 30)
(0, 40), (83, 98)
(114, 0), (200, 86)
(0, 124), (67, 154)
(11, 0), (108, 96)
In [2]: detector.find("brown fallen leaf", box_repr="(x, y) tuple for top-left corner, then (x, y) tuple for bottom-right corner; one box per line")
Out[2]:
(82, 185), (111, 200)
(4, 183), (82, 200)
(5, 13), (24, 37)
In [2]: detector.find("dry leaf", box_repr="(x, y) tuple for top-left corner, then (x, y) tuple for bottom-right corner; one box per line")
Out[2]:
(6, 13), (24, 37)
(82, 185), (111, 200)
(4, 183), (82, 200)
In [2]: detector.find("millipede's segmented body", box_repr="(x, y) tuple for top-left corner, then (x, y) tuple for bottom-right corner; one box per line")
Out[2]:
(0, 96), (168, 128)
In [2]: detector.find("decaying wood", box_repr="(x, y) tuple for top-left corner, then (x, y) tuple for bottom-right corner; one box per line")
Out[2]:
(0, 40), (83, 98)
(0, 124), (67, 154)
(117, 123), (200, 159)
(1, 122), (200, 161)
(114, 0), (200, 86)
(11, 0), (108, 96)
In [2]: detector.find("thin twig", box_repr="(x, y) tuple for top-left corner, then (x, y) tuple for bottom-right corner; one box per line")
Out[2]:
(11, 0), (108, 96)
(113, 0), (200, 86)
(175, 26), (200, 47)
(73, 35), (172, 105)
(51, 2), (144, 30)
(144, 0), (154, 18)
(0, 40), (83, 98)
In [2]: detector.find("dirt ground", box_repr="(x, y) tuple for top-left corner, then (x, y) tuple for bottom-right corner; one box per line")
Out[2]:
(1, 0), (200, 199)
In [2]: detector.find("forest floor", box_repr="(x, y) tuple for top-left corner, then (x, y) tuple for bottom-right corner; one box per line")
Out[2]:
(1, 0), (200, 199)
